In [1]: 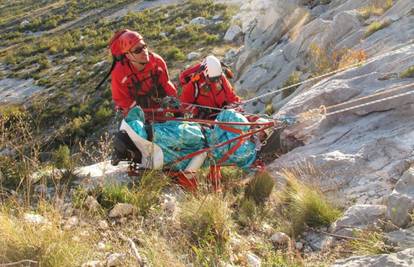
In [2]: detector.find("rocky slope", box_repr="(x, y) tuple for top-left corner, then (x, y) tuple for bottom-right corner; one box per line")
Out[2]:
(225, 0), (414, 265)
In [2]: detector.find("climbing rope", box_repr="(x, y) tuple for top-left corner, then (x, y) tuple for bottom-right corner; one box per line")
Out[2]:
(326, 82), (414, 111)
(241, 41), (414, 105)
(292, 82), (414, 123)
(325, 88), (414, 116)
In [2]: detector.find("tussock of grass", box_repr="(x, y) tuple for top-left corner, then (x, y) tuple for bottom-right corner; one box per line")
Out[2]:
(96, 171), (170, 216)
(282, 71), (301, 99)
(265, 101), (275, 115)
(258, 242), (303, 267)
(235, 172), (275, 228)
(358, 0), (393, 19)
(347, 230), (394, 255)
(245, 171), (275, 205)
(220, 166), (246, 193)
(308, 43), (332, 76)
(308, 43), (366, 76)
(0, 204), (97, 267)
(179, 194), (233, 251)
(276, 170), (342, 236)
(399, 65), (414, 78)
(237, 197), (258, 227)
(333, 49), (367, 70)
(365, 20), (391, 38)
(141, 233), (186, 267)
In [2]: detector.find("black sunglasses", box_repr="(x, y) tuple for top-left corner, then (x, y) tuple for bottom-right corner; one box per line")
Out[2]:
(130, 44), (148, 54)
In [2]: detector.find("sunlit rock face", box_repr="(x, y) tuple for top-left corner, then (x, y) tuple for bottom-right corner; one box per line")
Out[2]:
(228, 0), (414, 208)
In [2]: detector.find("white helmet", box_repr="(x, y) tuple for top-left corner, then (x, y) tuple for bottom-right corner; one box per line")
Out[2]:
(202, 55), (222, 80)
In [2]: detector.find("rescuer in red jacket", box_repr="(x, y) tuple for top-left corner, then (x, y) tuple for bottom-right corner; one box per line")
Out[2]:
(110, 29), (177, 115)
(179, 55), (242, 191)
(179, 55), (241, 119)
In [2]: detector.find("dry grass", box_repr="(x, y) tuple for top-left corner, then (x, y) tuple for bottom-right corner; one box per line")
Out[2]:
(365, 20), (391, 38)
(95, 171), (170, 216)
(358, 0), (393, 19)
(274, 169), (342, 236)
(346, 229), (395, 255)
(140, 232), (186, 267)
(282, 71), (301, 98)
(179, 194), (233, 264)
(265, 101), (275, 115)
(0, 202), (98, 267)
(308, 43), (367, 76)
(333, 49), (367, 70)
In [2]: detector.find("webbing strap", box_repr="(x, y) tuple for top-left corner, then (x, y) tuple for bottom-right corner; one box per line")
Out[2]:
(218, 138), (244, 164)
(219, 124), (243, 134)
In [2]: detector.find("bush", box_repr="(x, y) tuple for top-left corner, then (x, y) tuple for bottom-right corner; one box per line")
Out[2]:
(399, 65), (414, 78)
(276, 170), (342, 236)
(282, 71), (301, 98)
(265, 101), (275, 115)
(358, 0), (393, 19)
(237, 197), (258, 227)
(308, 43), (366, 76)
(365, 20), (391, 38)
(52, 145), (71, 170)
(245, 171), (275, 205)
(179, 194), (233, 250)
(347, 230), (394, 255)
(163, 46), (186, 61)
(95, 106), (113, 122)
(96, 171), (169, 216)
(308, 43), (332, 76)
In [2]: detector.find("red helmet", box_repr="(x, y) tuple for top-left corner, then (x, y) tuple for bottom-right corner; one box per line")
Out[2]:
(109, 29), (143, 56)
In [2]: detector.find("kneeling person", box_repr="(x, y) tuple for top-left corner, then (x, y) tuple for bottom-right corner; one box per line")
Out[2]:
(179, 55), (241, 119)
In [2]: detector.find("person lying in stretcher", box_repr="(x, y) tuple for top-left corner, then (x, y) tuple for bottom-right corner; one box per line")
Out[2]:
(111, 106), (276, 191)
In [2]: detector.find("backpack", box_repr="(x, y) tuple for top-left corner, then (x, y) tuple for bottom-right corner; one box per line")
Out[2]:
(94, 29), (129, 91)
(179, 61), (234, 87)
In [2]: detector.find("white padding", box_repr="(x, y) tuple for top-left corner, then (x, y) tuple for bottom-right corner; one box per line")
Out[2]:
(185, 152), (207, 172)
(120, 120), (164, 169)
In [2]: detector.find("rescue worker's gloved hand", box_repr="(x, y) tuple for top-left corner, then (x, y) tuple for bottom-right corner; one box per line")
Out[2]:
(161, 96), (180, 109)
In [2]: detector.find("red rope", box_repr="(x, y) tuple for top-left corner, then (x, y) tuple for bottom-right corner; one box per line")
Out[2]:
(170, 124), (274, 166)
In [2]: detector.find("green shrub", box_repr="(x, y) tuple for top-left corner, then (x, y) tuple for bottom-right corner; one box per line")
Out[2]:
(95, 106), (113, 122)
(399, 65), (414, 78)
(245, 171), (275, 205)
(96, 171), (169, 216)
(52, 145), (71, 170)
(347, 230), (394, 255)
(358, 0), (393, 19)
(277, 170), (342, 236)
(265, 101), (275, 115)
(365, 20), (391, 38)
(0, 156), (23, 190)
(282, 71), (301, 98)
(220, 166), (245, 193)
(237, 197), (258, 227)
(179, 194), (233, 250)
(163, 46), (186, 61)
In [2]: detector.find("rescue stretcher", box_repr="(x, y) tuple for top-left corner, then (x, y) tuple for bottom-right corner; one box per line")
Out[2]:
(110, 106), (286, 179)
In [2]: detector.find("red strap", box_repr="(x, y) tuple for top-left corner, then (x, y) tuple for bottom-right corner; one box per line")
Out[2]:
(219, 124), (243, 134)
(171, 124), (273, 166)
(218, 138), (244, 164)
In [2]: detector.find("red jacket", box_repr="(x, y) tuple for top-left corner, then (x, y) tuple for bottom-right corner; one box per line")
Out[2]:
(180, 72), (240, 118)
(111, 52), (177, 114)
